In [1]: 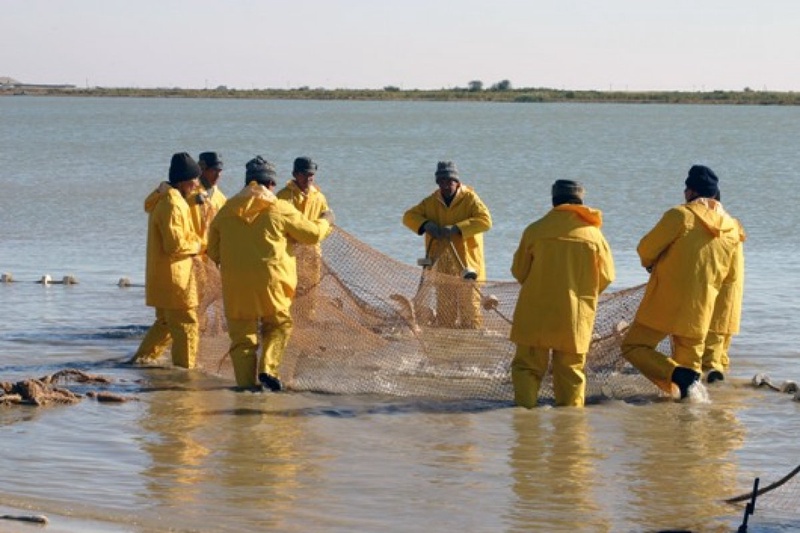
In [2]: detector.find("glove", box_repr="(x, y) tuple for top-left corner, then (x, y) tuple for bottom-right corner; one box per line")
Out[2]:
(319, 210), (336, 225)
(443, 225), (461, 237)
(423, 221), (441, 239)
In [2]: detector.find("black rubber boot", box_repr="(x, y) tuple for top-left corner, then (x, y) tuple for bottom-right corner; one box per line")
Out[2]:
(258, 373), (283, 392)
(706, 370), (725, 384)
(671, 367), (701, 399)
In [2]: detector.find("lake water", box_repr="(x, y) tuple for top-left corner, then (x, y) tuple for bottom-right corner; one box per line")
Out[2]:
(1, 96), (800, 532)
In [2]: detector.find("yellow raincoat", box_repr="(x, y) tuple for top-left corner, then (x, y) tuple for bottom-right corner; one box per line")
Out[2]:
(623, 198), (745, 392)
(402, 185), (492, 279)
(144, 187), (202, 309)
(510, 204), (615, 353)
(207, 182), (332, 388)
(635, 199), (743, 338)
(508, 204), (614, 407)
(133, 184), (202, 369)
(188, 184), (227, 247)
(703, 220), (746, 372)
(403, 184), (492, 329)
(276, 180), (330, 320)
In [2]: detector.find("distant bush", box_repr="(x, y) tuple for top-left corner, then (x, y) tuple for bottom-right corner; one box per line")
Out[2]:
(383, 86), (401, 92)
(490, 79), (512, 91)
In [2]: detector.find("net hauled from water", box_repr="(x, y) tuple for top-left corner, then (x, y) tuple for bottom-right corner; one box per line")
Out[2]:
(196, 227), (663, 402)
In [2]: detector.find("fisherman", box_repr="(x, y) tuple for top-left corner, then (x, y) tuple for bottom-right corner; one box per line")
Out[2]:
(276, 157), (330, 321)
(622, 165), (745, 399)
(207, 156), (334, 391)
(131, 152), (203, 368)
(189, 151), (227, 242)
(702, 202), (746, 383)
(402, 161), (492, 329)
(509, 180), (615, 407)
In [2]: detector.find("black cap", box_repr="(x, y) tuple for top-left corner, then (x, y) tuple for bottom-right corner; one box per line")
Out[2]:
(168, 152), (201, 184)
(246, 156), (278, 187)
(685, 165), (719, 198)
(435, 161), (459, 181)
(293, 156), (318, 174)
(198, 152), (223, 170)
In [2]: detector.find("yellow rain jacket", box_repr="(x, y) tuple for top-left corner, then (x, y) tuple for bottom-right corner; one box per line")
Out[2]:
(708, 220), (746, 334)
(276, 180), (329, 224)
(188, 184), (227, 246)
(509, 204), (615, 353)
(635, 198), (744, 339)
(143, 185), (202, 309)
(402, 185), (492, 279)
(206, 182), (332, 320)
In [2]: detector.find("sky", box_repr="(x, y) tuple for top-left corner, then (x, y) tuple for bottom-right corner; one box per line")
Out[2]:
(3, 0), (800, 92)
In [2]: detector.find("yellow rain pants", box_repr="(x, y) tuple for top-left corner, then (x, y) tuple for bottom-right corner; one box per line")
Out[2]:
(511, 345), (587, 407)
(702, 331), (732, 373)
(621, 321), (704, 395)
(133, 307), (199, 369)
(226, 312), (293, 389)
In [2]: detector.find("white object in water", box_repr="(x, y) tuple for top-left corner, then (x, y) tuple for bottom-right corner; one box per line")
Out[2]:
(39, 274), (52, 285)
(1, 272), (13, 283)
(118, 277), (132, 287)
(62, 275), (78, 285)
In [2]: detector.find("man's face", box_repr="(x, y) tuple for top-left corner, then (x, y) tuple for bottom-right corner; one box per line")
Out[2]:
(177, 178), (200, 198)
(294, 171), (315, 192)
(437, 176), (459, 198)
(201, 167), (222, 187)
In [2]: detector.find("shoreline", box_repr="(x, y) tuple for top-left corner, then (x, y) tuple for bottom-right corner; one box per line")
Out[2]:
(2, 86), (799, 105)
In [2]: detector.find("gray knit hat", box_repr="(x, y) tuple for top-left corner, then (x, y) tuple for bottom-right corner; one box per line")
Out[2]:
(245, 156), (278, 187)
(435, 161), (459, 181)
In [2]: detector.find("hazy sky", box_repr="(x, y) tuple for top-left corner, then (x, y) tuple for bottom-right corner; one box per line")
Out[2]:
(3, 0), (799, 91)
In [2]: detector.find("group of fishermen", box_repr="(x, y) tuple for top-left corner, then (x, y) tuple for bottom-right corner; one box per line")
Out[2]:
(131, 154), (745, 406)
(131, 152), (332, 391)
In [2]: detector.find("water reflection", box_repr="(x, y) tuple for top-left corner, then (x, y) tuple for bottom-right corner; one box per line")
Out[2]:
(138, 372), (211, 506)
(507, 409), (610, 531)
(619, 401), (746, 532)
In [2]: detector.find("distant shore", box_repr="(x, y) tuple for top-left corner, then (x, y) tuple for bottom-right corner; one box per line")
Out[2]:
(2, 86), (800, 105)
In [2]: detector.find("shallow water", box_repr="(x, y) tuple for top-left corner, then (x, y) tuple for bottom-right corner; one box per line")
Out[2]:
(2, 97), (800, 532)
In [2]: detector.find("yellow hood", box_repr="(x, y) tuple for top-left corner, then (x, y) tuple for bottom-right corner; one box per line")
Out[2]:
(220, 182), (277, 224)
(144, 182), (173, 213)
(686, 198), (744, 241)
(553, 204), (603, 227)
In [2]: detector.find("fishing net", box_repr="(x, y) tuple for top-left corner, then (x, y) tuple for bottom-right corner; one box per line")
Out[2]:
(195, 227), (663, 402)
(726, 465), (800, 527)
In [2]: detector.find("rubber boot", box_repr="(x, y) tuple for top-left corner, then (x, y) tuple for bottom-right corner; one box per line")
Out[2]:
(671, 367), (701, 399)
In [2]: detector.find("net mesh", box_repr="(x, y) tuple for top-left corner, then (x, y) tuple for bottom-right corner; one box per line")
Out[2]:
(196, 227), (664, 401)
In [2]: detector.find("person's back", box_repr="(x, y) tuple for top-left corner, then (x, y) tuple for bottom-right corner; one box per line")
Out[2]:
(207, 156), (333, 391)
(210, 185), (327, 319)
(509, 180), (614, 408)
(622, 165), (745, 399)
(510, 204), (614, 354)
(636, 199), (742, 339)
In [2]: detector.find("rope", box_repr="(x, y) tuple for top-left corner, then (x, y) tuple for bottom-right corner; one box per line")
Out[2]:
(725, 464), (800, 504)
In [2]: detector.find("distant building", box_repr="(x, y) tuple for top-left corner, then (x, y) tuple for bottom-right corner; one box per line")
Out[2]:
(0, 76), (76, 90)
(0, 76), (22, 87)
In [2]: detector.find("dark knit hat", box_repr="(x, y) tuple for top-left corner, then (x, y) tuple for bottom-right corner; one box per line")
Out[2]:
(435, 161), (459, 181)
(685, 165), (719, 198)
(168, 152), (201, 184)
(552, 179), (585, 201)
(198, 152), (223, 170)
(293, 156), (318, 174)
(246, 156), (278, 187)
